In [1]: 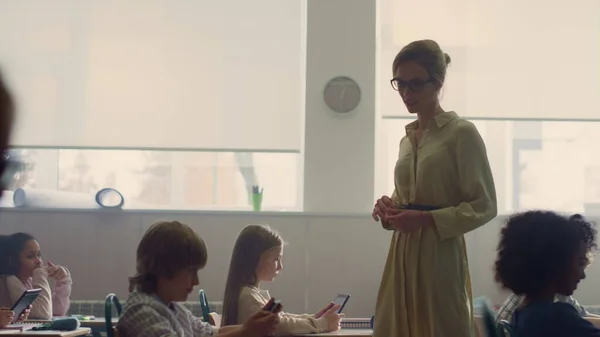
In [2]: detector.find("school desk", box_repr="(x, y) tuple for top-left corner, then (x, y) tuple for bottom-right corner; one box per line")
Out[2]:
(0, 328), (91, 337)
(14, 318), (117, 337)
(77, 318), (118, 328)
(12, 318), (118, 328)
(75, 318), (118, 337)
(292, 315), (483, 337)
(293, 329), (373, 336)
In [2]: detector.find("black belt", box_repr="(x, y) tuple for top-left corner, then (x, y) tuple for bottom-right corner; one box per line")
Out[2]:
(400, 204), (441, 211)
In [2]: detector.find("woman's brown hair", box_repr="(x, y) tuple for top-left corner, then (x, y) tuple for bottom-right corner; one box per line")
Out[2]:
(129, 220), (208, 294)
(392, 39), (452, 90)
(221, 225), (283, 326)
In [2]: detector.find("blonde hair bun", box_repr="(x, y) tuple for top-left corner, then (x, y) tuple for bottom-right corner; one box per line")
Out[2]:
(392, 39), (451, 88)
(444, 53), (452, 66)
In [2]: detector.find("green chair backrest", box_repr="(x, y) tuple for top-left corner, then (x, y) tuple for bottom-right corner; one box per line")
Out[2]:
(199, 289), (210, 322)
(474, 297), (501, 337)
(497, 319), (515, 337)
(105, 293), (123, 337)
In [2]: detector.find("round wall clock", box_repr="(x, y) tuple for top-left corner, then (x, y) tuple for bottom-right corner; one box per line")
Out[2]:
(323, 76), (361, 115)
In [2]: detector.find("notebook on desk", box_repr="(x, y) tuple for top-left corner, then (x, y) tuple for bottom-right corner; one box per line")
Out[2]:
(3, 322), (44, 331)
(0, 328), (91, 337)
(341, 318), (371, 329)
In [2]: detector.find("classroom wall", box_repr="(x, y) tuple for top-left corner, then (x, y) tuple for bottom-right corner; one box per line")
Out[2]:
(4, 210), (600, 318)
(303, 0), (376, 213)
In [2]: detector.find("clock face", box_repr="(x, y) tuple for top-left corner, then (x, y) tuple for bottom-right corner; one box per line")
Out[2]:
(323, 76), (361, 114)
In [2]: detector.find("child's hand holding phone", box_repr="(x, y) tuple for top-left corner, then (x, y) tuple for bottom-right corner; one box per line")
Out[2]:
(0, 308), (14, 328)
(320, 304), (343, 332)
(18, 305), (31, 322)
(314, 302), (335, 318)
(263, 298), (282, 313)
(241, 298), (282, 337)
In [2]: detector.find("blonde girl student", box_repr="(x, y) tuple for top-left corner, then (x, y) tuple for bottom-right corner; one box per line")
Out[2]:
(221, 225), (343, 336)
(0, 233), (72, 319)
(117, 220), (280, 337)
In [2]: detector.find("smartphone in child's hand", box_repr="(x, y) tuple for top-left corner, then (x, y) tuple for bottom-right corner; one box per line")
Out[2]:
(263, 299), (282, 313)
(330, 294), (350, 314)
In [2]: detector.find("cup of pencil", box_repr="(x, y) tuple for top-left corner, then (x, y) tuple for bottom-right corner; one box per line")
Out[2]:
(252, 185), (263, 211)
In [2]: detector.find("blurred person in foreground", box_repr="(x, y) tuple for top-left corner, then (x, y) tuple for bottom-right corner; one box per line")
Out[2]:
(0, 69), (28, 327)
(0, 69), (15, 192)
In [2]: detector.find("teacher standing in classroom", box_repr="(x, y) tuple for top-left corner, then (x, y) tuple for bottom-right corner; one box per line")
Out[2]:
(371, 39), (497, 337)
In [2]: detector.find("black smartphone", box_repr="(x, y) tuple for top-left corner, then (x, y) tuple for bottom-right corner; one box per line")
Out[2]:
(10, 288), (42, 323)
(264, 299), (282, 313)
(331, 294), (350, 314)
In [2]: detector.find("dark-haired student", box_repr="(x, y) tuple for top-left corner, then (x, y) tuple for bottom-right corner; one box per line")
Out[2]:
(495, 211), (600, 336)
(0, 70), (31, 328)
(0, 233), (72, 319)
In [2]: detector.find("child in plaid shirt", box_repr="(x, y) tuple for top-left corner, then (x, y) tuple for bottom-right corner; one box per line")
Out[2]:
(117, 220), (280, 337)
(496, 293), (589, 324)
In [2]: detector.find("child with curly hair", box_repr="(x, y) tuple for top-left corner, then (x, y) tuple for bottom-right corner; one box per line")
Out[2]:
(494, 211), (599, 337)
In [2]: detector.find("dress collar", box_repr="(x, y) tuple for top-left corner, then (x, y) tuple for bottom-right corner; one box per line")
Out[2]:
(404, 111), (458, 134)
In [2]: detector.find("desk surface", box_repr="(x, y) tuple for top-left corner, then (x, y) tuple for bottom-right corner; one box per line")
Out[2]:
(0, 328), (91, 336)
(20, 318), (117, 329)
(293, 329), (373, 337)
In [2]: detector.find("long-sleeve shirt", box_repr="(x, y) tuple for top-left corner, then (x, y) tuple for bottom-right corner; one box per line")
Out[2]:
(117, 291), (218, 337)
(0, 266), (72, 319)
(236, 286), (327, 336)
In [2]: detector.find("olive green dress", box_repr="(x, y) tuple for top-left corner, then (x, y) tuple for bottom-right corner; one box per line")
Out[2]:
(373, 111), (497, 337)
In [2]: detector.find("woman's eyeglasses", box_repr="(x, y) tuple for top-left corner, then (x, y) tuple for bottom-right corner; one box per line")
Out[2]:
(390, 77), (433, 93)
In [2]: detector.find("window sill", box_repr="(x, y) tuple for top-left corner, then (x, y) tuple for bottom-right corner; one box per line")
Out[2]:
(0, 206), (518, 219)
